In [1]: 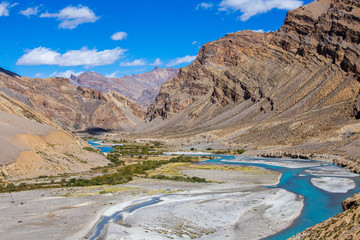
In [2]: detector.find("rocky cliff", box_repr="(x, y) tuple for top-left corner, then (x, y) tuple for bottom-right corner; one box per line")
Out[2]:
(0, 72), (145, 131)
(291, 193), (360, 239)
(144, 0), (360, 154)
(70, 67), (179, 107)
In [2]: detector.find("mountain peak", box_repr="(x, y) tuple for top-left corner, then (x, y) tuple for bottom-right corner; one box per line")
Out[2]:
(0, 67), (20, 78)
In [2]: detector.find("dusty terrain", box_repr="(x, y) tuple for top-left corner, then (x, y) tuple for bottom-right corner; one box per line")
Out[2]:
(0, 163), (300, 240)
(0, 110), (109, 180)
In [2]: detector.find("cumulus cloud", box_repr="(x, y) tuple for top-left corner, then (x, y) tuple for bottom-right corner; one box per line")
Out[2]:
(196, 2), (213, 10)
(166, 55), (196, 67)
(19, 6), (39, 17)
(111, 31), (127, 41)
(0, 1), (18, 17)
(40, 5), (99, 29)
(120, 59), (147, 67)
(219, 0), (303, 21)
(17, 46), (126, 67)
(151, 58), (162, 66)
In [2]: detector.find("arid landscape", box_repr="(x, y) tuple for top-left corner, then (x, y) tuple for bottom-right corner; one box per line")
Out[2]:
(1, 0), (360, 239)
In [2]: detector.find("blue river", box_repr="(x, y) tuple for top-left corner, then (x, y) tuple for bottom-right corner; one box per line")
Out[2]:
(87, 140), (115, 153)
(86, 142), (360, 240)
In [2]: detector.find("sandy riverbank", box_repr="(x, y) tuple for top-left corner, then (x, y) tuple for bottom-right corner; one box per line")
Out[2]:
(0, 163), (283, 240)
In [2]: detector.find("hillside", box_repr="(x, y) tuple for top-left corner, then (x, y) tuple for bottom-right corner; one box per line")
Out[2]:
(0, 72), (145, 132)
(70, 67), (179, 107)
(142, 0), (360, 163)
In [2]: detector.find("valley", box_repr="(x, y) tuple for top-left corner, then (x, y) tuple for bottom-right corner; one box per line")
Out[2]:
(0, 0), (360, 239)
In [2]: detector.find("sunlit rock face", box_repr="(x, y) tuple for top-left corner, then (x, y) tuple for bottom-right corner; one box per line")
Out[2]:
(145, 0), (360, 149)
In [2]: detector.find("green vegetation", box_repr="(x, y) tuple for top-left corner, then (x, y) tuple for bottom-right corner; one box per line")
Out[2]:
(0, 155), (200, 193)
(235, 149), (246, 154)
(83, 146), (103, 155)
(111, 143), (163, 156)
(151, 174), (208, 183)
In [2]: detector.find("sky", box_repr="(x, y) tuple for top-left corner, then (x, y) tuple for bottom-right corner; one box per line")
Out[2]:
(0, 0), (313, 78)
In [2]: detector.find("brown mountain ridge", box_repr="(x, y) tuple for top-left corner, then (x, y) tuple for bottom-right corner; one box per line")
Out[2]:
(70, 67), (179, 107)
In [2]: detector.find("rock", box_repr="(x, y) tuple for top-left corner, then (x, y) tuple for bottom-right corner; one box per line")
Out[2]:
(143, 0), (360, 151)
(0, 70), (145, 131)
(70, 67), (179, 107)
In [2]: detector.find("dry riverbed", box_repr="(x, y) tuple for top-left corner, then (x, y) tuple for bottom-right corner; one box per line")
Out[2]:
(0, 162), (304, 240)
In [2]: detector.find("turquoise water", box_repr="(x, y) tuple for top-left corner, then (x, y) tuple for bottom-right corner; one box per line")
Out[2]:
(87, 140), (114, 153)
(206, 155), (360, 240)
(87, 147), (360, 240)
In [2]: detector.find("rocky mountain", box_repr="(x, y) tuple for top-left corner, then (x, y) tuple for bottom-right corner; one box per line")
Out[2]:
(0, 67), (20, 78)
(143, 0), (360, 157)
(70, 67), (179, 107)
(0, 71), (145, 132)
(0, 70), (112, 180)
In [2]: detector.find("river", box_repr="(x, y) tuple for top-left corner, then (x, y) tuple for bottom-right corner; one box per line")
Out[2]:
(86, 142), (360, 239)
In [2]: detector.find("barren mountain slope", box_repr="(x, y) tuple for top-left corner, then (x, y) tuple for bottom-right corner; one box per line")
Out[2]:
(0, 72), (145, 131)
(0, 70), (110, 180)
(0, 110), (109, 180)
(142, 0), (360, 154)
(70, 67), (179, 107)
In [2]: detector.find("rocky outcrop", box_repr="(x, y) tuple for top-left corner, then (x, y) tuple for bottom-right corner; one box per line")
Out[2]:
(0, 71), (145, 131)
(291, 193), (360, 240)
(70, 67), (179, 107)
(143, 0), (360, 152)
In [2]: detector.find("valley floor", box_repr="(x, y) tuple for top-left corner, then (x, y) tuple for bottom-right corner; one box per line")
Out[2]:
(0, 165), (303, 240)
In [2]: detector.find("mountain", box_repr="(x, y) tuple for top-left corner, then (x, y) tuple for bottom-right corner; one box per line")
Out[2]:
(143, 0), (360, 159)
(0, 70), (111, 180)
(0, 71), (145, 132)
(70, 67), (179, 107)
(0, 67), (20, 78)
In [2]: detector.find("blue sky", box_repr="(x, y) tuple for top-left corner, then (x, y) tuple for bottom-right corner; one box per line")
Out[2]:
(0, 0), (313, 78)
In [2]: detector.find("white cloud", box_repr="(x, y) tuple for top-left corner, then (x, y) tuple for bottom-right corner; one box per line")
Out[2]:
(219, 0), (303, 21)
(19, 6), (39, 17)
(196, 2), (213, 10)
(50, 70), (84, 78)
(0, 1), (18, 17)
(17, 46), (126, 67)
(192, 41), (198, 45)
(120, 59), (147, 67)
(151, 58), (162, 66)
(111, 32), (127, 41)
(40, 5), (99, 29)
(166, 55), (196, 67)
(106, 71), (120, 78)
(34, 73), (44, 78)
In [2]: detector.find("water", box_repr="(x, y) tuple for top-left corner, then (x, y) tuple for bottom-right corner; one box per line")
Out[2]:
(87, 148), (360, 240)
(206, 155), (360, 239)
(87, 140), (114, 153)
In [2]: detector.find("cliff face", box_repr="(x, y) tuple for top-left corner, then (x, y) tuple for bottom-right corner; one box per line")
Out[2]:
(0, 72), (145, 131)
(144, 0), (360, 150)
(70, 67), (179, 107)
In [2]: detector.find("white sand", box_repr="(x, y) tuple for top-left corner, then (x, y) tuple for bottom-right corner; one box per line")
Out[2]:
(95, 188), (303, 240)
(164, 151), (211, 155)
(224, 158), (322, 169)
(305, 165), (359, 177)
(311, 177), (356, 193)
